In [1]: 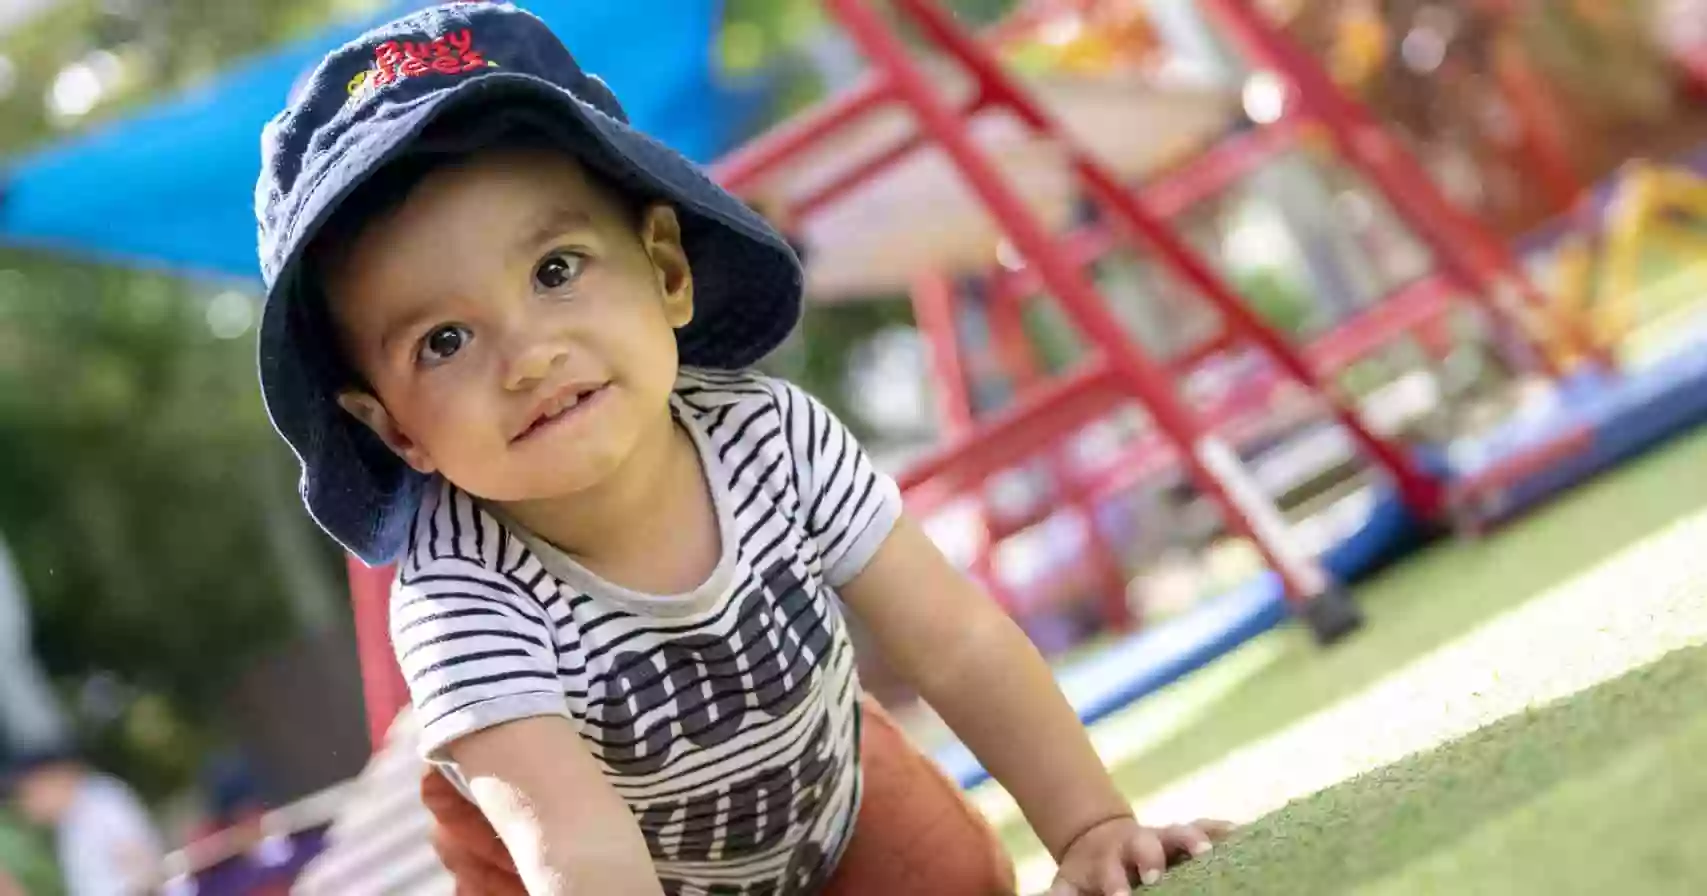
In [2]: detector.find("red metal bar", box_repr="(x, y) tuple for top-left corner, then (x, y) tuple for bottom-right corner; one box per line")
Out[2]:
(992, 226), (1116, 300)
(912, 271), (978, 432)
(894, 0), (1443, 520)
(1081, 122), (1448, 516)
(1197, 2), (1497, 275)
(1132, 408), (1301, 494)
(1144, 117), (1302, 219)
(911, 271), (1032, 613)
(710, 75), (894, 193)
(898, 360), (1121, 501)
(1083, 373), (1303, 502)
(909, 268), (1458, 522)
(709, 0), (1083, 200)
(791, 88), (997, 218)
(1308, 273), (1456, 373)
(791, 129), (935, 220)
(985, 279), (1043, 388)
(981, 268), (1131, 627)
(977, 361), (1289, 543)
(920, 276), (1459, 624)
(347, 557), (408, 749)
(1193, 0), (1602, 372)
(991, 119), (1301, 301)
(1003, 255), (1452, 404)
(1167, 327), (1237, 373)
(1451, 426), (1596, 502)
(1447, 425), (1597, 534)
(843, 0), (1327, 601)
(1490, 39), (1587, 213)
(1681, 43), (1707, 94)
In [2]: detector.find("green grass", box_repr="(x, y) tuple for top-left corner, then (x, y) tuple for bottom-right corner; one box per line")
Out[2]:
(1108, 420), (1707, 799)
(994, 425), (1707, 861)
(0, 811), (61, 896)
(1154, 644), (1707, 895)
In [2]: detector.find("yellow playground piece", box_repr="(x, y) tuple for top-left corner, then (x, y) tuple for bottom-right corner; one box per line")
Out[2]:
(1000, 1), (1161, 77)
(1326, 0), (1389, 90)
(1546, 161), (1707, 364)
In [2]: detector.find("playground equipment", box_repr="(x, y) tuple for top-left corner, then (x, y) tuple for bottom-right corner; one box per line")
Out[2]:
(1546, 161), (1707, 364)
(1298, 0), (1707, 238)
(336, 0), (1658, 745)
(702, 0), (1707, 789)
(721, 0), (1624, 643)
(716, 0), (1507, 645)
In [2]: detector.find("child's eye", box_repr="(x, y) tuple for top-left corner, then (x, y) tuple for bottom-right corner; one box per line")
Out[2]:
(533, 252), (585, 292)
(417, 323), (472, 365)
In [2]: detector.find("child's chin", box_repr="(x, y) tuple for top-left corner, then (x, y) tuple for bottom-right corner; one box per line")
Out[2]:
(490, 457), (631, 503)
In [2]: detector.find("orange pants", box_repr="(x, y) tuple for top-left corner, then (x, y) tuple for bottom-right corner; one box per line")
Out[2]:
(422, 696), (1016, 895)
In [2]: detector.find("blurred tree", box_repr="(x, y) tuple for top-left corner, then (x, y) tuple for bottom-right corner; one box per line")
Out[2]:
(0, 254), (347, 798)
(0, 0), (369, 798)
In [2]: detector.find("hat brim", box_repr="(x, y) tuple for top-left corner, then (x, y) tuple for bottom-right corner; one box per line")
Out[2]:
(258, 71), (802, 565)
(1, 745), (78, 794)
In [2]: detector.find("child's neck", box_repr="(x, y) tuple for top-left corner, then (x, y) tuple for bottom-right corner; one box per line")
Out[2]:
(495, 411), (720, 595)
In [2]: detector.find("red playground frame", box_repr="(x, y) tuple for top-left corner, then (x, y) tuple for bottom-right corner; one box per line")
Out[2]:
(345, 0), (1583, 748)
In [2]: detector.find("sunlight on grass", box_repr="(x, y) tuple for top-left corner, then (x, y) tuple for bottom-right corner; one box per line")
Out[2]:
(1354, 702), (1707, 896)
(996, 427), (1707, 893)
(1152, 646), (1707, 896)
(1012, 504), (1707, 892)
(966, 637), (1285, 823)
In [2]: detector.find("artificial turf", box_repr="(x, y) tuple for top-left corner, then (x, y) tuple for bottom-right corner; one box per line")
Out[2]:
(1153, 644), (1707, 895)
(994, 423), (1707, 893)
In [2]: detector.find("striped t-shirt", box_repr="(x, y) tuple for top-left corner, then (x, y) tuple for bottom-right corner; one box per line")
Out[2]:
(388, 368), (903, 895)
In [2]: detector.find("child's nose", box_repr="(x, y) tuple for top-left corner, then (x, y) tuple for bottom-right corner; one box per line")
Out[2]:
(502, 336), (571, 392)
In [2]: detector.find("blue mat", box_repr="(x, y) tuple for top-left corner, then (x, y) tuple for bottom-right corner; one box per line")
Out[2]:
(929, 342), (1707, 790)
(929, 480), (1422, 789)
(1452, 346), (1707, 522)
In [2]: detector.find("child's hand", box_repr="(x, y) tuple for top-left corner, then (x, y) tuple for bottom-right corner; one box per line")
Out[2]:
(1045, 816), (1233, 895)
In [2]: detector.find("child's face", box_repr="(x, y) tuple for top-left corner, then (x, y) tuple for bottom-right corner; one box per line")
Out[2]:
(322, 147), (695, 504)
(14, 763), (78, 825)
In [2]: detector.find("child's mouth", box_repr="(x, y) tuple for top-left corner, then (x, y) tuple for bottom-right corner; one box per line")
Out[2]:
(513, 383), (609, 443)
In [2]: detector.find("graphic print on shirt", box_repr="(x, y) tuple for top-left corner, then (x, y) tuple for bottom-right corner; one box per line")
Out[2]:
(389, 369), (904, 896)
(597, 559), (833, 776)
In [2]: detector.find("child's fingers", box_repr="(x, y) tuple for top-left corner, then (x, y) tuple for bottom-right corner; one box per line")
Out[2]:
(1122, 830), (1167, 888)
(1157, 824), (1215, 862)
(1045, 877), (1084, 896)
(1193, 818), (1237, 842)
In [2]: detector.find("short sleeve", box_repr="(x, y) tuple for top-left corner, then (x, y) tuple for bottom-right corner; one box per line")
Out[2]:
(771, 379), (904, 586)
(389, 559), (568, 762)
(89, 779), (164, 861)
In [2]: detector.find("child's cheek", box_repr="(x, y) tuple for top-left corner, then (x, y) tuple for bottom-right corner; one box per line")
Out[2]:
(416, 363), (484, 420)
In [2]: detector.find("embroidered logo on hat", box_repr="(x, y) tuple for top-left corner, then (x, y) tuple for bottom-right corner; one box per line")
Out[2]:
(346, 29), (498, 100)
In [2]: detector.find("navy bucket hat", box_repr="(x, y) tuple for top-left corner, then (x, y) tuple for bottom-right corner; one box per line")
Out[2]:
(256, 2), (803, 566)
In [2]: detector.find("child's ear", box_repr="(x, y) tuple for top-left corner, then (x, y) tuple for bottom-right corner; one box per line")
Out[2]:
(640, 203), (694, 329)
(336, 390), (437, 475)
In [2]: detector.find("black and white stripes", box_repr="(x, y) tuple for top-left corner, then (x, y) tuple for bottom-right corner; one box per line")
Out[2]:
(387, 369), (902, 895)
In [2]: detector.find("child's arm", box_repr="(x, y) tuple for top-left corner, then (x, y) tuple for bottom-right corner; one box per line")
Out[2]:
(771, 376), (1225, 891)
(447, 717), (665, 896)
(840, 515), (1226, 893)
(389, 551), (665, 896)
